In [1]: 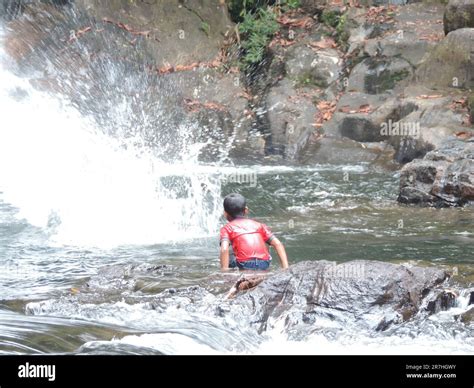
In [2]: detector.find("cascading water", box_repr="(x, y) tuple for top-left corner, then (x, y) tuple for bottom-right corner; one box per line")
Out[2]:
(0, 29), (224, 248)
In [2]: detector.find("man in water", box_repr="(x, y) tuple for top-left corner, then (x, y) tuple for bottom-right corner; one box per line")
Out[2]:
(219, 193), (289, 271)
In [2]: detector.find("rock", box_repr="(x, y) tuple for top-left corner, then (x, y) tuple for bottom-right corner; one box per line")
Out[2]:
(348, 57), (413, 95)
(74, 0), (233, 67)
(425, 289), (458, 314)
(457, 306), (474, 324)
(3, 1), (253, 162)
(223, 260), (448, 335)
(416, 28), (474, 90)
(469, 290), (474, 305)
(299, 135), (397, 167)
(285, 45), (342, 88)
(398, 139), (474, 206)
(165, 68), (254, 160)
(265, 79), (318, 159)
(327, 92), (418, 143)
(364, 35), (432, 68)
(363, 3), (444, 67)
(444, 0), (474, 34)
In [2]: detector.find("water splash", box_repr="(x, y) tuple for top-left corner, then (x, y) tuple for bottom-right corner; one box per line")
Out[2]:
(0, 35), (223, 248)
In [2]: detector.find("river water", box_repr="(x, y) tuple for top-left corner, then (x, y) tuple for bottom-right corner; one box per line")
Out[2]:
(0, 18), (473, 355)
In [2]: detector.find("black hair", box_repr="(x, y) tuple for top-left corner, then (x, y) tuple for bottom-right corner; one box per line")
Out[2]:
(223, 193), (246, 218)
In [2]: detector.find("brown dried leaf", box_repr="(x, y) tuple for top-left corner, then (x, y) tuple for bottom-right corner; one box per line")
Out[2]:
(309, 37), (337, 50)
(416, 94), (443, 100)
(277, 15), (314, 29)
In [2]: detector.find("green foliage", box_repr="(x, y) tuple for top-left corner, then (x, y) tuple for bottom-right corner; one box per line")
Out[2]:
(239, 7), (279, 68)
(294, 72), (327, 89)
(227, 0), (274, 23)
(200, 21), (211, 37)
(280, 0), (300, 10)
(378, 69), (410, 92)
(335, 13), (349, 45)
(227, 0), (300, 70)
(321, 10), (349, 47)
(321, 9), (341, 28)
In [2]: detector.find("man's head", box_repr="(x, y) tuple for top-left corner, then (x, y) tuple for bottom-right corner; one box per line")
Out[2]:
(223, 193), (248, 220)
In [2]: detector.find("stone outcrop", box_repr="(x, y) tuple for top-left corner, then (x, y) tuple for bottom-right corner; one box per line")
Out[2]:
(398, 139), (474, 206)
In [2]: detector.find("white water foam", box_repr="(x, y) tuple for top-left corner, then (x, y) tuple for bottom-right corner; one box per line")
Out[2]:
(0, 48), (223, 247)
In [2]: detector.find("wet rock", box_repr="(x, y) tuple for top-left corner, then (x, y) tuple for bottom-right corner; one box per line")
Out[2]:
(149, 286), (215, 313)
(265, 79), (318, 159)
(3, 1), (252, 161)
(457, 306), (474, 324)
(385, 90), (467, 163)
(347, 57), (412, 95)
(416, 28), (474, 90)
(398, 139), (474, 206)
(469, 290), (474, 305)
(425, 289), (458, 314)
(74, 0), (233, 67)
(444, 0), (474, 34)
(223, 260), (448, 334)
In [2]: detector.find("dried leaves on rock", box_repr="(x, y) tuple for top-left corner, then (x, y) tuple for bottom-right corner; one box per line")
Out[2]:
(184, 99), (227, 113)
(314, 100), (337, 127)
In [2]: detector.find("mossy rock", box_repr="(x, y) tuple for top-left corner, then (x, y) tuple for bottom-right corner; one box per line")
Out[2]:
(348, 57), (412, 94)
(444, 0), (474, 34)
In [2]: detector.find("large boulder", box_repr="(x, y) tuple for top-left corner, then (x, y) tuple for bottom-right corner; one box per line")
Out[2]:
(384, 90), (467, 163)
(398, 139), (474, 207)
(222, 260), (449, 335)
(416, 28), (474, 90)
(444, 0), (474, 34)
